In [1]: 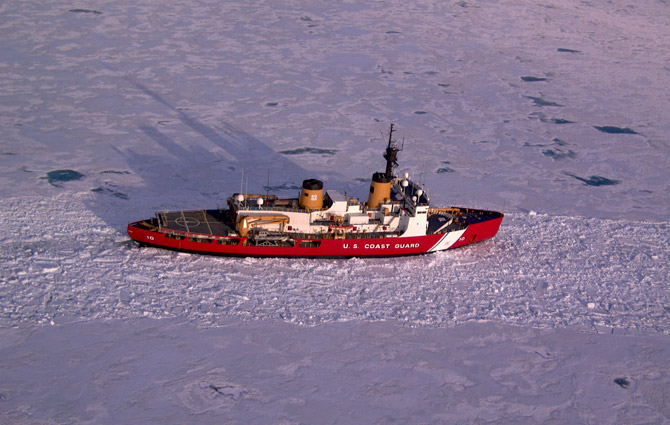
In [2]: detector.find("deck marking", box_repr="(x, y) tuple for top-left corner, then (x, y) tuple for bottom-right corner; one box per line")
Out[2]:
(179, 211), (190, 232)
(174, 215), (200, 229)
(201, 210), (214, 235)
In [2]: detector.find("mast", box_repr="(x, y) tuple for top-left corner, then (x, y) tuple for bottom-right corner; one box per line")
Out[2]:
(383, 123), (401, 178)
(368, 123), (403, 209)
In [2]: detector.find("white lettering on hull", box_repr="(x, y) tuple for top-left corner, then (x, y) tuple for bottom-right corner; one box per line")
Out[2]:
(395, 243), (420, 249)
(342, 242), (420, 250)
(365, 243), (391, 249)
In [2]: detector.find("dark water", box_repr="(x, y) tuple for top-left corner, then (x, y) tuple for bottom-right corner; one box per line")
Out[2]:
(557, 48), (581, 53)
(525, 138), (576, 160)
(521, 76), (547, 82)
(543, 149), (576, 160)
(414, 111), (427, 115)
(566, 173), (621, 186)
(43, 170), (84, 186)
(594, 126), (638, 134)
(91, 187), (129, 200)
(526, 96), (562, 107)
(436, 161), (454, 173)
(613, 378), (630, 389)
(101, 170), (130, 175)
(531, 113), (574, 124)
(69, 9), (102, 14)
(265, 102), (278, 107)
(279, 147), (337, 156)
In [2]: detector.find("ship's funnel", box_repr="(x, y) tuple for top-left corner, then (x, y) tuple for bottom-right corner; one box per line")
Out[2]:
(299, 179), (324, 210)
(367, 172), (393, 210)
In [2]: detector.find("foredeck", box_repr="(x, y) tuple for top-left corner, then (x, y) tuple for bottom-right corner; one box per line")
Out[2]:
(158, 209), (235, 236)
(459, 208), (504, 224)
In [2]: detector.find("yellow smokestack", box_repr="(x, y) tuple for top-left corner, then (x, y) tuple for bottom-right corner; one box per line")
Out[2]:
(299, 179), (324, 210)
(367, 172), (392, 210)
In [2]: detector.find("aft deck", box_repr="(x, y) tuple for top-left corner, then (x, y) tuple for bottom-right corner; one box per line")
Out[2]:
(158, 209), (236, 236)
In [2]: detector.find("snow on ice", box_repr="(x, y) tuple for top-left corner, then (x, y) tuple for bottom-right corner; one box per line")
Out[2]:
(2, 318), (669, 424)
(1, 0), (669, 423)
(1, 193), (668, 332)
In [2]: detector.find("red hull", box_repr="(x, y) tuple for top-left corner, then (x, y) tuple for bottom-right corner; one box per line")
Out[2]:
(128, 214), (503, 258)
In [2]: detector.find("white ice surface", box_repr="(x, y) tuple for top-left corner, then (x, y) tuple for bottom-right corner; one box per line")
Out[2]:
(1, 193), (668, 334)
(1, 0), (669, 423)
(2, 318), (669, 424)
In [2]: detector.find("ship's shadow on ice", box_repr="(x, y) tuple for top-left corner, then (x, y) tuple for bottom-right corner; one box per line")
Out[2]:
(129, 80), (315, 184)
(86, 76), (350, 230)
